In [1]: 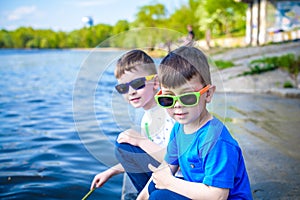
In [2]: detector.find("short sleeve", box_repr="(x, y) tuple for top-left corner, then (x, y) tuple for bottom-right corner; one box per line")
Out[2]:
(164, 123), (180, 165)
(203, 140), (239, 189)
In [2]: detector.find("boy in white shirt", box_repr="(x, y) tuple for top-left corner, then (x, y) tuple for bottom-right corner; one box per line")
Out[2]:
(90, 49), (174, 198)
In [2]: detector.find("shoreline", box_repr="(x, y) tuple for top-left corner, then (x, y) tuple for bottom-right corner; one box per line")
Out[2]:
(2, 42), (299, 98)
(210, 40), (300, 99)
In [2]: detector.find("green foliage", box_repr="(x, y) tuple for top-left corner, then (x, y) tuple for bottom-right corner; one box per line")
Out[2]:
(213, 60), (235, 69)
(133, 4), (166, 27)
(195, 0), (246, 37)
(239, 54), (300, 88)
(0, 0), (247, 49)
(279, 54), (300, 88)
(240, 56), (280, 76)
(283, 81), (294, 88)
(112, 20), (130, 35)
(168, 0), (201, 38)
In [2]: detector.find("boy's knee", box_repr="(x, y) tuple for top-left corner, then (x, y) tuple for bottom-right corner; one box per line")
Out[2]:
(114, 142), (136, 161)
(148, 181), (163, 200)
(115, 141), (129, 152)
(114, 141), (123, 160)
(149, 190), (170, 200)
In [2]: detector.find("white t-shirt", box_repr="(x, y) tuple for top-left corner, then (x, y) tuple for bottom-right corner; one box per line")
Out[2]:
(140, 105), (174, 147)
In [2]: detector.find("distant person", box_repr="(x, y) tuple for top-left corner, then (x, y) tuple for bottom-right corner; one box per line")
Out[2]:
(205, 29), (211, 49)
(187, 24), (195, 41)
(137, 46), (252, 200)
(90, 49), (175, 198)
(183, 25), (195, 46)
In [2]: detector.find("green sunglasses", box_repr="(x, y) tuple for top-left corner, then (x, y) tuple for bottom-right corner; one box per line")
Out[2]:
(155, 85), (211, 108)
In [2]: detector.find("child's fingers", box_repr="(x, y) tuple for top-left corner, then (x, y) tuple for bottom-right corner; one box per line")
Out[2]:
(148, 163), (170, 173)
(148, 163), (158, 172)
(90, 178), (97, 190)
(90, 184), (94, 191)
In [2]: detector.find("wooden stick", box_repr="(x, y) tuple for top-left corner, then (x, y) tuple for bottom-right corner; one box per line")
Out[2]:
(82, 188), (96, 200)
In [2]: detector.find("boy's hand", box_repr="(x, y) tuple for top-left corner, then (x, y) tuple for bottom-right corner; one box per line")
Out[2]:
(117, 129), (146, 146)
(90, 170), (111, 190)
(148, 163), (173, 189)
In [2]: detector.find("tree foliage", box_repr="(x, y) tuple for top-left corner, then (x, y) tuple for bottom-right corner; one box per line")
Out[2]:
(196, 0), (247, 37)
(0, 0), (247, 48)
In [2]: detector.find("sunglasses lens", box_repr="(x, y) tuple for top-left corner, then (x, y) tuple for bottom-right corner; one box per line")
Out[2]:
(130, 78), (146, 90)
(115, 84), (128, 94)
(157, 97), (174, 107)
(180, 94), (197, 106)
(115, 77), (146, 94)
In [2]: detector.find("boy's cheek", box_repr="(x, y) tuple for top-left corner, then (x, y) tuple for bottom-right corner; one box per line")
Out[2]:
(122, 94), (129, 103)
(166, 109), (174, 118)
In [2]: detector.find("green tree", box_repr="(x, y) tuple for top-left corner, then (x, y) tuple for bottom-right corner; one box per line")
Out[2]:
(0, 30), (14, 48)
(168, 0), (201, 37)
(93, 24), (112, 47)
(196, 0), (246, 37)
(132, 4), (169, 49)
(133, 4), (167, 27)
(113, 20), (130, 35)
(0, 0), (248, 49)
(12, 27), (34, 48)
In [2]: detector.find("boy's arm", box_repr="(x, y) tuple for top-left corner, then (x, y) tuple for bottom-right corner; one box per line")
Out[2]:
(136, 161), (178, 200)
(137, 138), (166, 162)
(117, 129), (166, 162)
(149, 164), (229, 200)
(90, 163), (124, 190)
(164, 177), (229, 200)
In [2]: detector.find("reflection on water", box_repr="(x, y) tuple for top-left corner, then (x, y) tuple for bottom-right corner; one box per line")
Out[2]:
(0, 50), (299, 199)
(0, 50), (124, 200)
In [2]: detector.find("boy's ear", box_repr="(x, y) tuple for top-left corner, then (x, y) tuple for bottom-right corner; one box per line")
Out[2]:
(205, 85), (216, 103)
(153, 75), (160, 90)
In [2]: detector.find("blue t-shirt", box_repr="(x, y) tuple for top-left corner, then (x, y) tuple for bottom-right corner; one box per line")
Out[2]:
(165, 117), (252, 199)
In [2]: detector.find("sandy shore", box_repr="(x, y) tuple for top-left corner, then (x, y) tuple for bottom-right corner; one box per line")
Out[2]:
(209, 41), (300, 98)
(206, 41), (300, 199)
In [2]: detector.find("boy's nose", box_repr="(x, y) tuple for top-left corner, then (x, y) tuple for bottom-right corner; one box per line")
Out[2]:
(128, 86), (137, 95)
(173, 100), (182, 108)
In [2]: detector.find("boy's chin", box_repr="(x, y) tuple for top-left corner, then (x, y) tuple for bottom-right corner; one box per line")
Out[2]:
(130, 103), (142, 108)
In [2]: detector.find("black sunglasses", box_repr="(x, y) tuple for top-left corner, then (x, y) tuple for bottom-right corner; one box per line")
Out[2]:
(115, 74), (156, 94)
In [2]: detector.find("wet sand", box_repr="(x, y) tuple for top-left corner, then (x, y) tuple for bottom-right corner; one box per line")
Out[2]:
(214, 92), (300, 199)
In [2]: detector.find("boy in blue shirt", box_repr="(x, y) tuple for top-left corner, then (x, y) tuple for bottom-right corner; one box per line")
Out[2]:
(137, 46), (252, 200)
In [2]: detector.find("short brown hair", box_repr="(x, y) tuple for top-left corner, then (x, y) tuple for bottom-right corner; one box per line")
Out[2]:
(158, 46), (211, 88)
(114, 49), (156, 79)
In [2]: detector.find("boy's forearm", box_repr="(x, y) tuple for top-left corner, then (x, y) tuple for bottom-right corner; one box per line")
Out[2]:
(138, 139), (166, 162)
(166, 177), (229, 200)
(109, 163), (125, 175)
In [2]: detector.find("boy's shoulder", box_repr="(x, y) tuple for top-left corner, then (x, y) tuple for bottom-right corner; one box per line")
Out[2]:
(210, 117), (239, 148)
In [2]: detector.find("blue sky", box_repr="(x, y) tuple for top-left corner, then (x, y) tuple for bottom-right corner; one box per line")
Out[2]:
(0, 0), (187, 32)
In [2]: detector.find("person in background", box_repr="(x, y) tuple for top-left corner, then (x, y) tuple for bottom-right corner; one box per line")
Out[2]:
(137, 46), (252, 200)
(187, 24), (195, 41)
(183, 24), (195, 46)
(90, 49), (175, 199)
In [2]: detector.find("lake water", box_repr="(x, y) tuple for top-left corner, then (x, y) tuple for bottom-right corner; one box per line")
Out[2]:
(1, 49), (300, 199)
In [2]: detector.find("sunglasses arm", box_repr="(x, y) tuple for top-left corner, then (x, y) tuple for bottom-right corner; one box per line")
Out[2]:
(199, 84), (211, 95)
